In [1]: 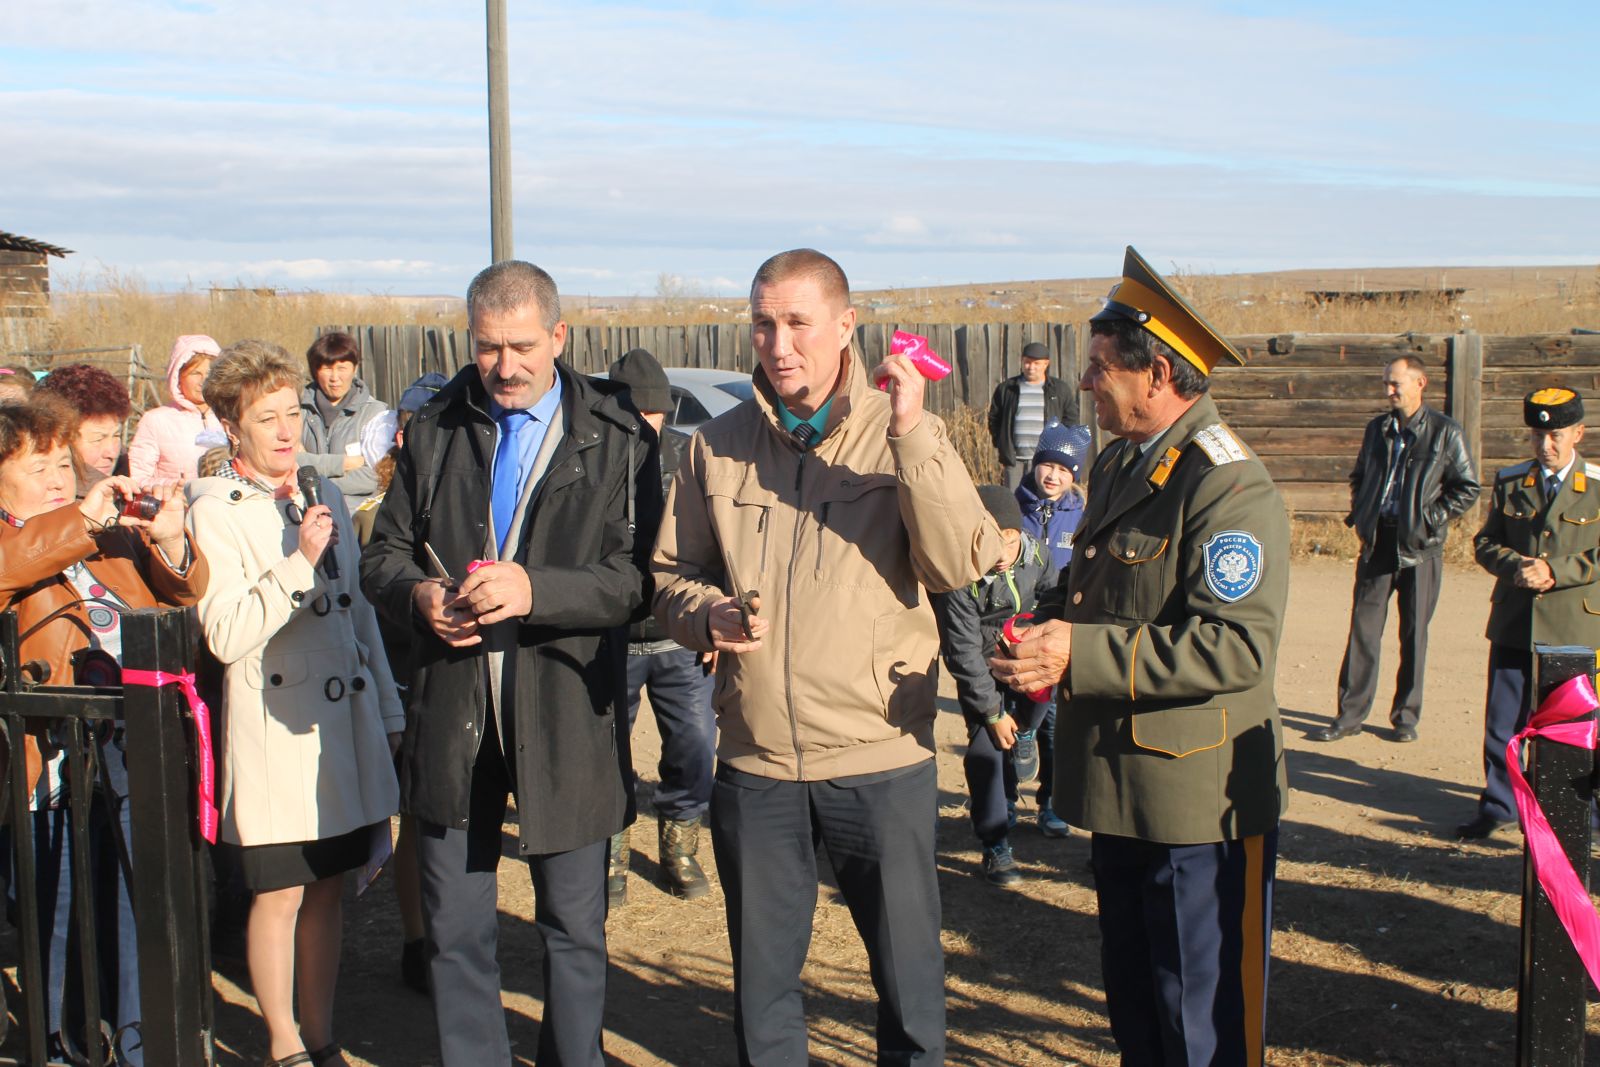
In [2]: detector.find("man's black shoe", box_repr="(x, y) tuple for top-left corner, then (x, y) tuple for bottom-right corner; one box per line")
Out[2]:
(1391, 725), (1419, 743)
(1308, 722), (1362, 742)
(1455, 813), (1507, 839)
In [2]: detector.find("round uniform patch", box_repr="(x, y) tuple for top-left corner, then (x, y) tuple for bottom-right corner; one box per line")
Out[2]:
(1202, 531), (1263, 603)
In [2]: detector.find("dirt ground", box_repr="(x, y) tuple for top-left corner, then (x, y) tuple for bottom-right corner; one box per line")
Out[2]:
(207, 556), (1600, 1066)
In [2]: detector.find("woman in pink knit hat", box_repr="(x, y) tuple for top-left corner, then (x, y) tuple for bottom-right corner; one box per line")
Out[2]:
(128, 334), (226, 485)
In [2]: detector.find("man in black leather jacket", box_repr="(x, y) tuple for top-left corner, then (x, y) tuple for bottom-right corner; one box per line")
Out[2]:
(1312, 355), (1480, 742)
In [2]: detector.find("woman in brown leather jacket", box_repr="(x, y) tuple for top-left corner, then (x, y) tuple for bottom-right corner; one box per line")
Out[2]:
(0, 397), (206, 1063)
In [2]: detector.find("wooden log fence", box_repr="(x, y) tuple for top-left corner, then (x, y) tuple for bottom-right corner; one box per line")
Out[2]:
(322, 323), (1600, 517)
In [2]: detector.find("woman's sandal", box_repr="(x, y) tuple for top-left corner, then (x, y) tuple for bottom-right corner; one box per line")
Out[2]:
(262, 1054), (312, 1067)
(307, 1043), (348, 1066)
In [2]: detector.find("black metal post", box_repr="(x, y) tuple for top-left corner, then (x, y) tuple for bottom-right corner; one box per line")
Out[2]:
(121, 608), (214, 1067)
(1516, 643), (1596, 1066)
(1, 611), (50, 1066)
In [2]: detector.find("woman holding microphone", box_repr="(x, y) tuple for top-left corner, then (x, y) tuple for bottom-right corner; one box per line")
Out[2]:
(186, 340), (402, 1067)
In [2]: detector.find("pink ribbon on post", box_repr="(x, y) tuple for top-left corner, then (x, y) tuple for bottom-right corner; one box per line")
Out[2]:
(1507, 671), (1600, 987)
(122, 668), (219, 845)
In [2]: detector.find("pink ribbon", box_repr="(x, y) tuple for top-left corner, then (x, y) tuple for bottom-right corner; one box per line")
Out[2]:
(1507, 672), (1600, 987)
(122, 669), (219, 845)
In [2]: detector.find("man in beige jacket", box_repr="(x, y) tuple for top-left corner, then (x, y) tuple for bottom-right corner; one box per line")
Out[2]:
(653, 248), (1002, 1065)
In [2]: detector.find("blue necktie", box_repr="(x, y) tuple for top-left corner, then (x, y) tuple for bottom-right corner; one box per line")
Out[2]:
(491, 410), (532, 555)
(1547, 473), (1561, 503)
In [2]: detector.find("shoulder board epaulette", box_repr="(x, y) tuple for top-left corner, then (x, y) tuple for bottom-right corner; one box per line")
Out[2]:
(1585, 462), (1600, 481)
(1497, 459), (1534, 482)
(1191, 423), (1248, 466)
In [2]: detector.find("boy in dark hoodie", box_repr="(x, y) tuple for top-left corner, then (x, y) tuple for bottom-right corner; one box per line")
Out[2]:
(932, 485), (1060, 885)
(1013, 420), (1091, 836)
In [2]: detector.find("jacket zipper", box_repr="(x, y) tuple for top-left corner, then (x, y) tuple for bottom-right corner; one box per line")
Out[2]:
(757, 507), (770, 575)
(815, 501), (831, 572)
(783, 452), (806, 780)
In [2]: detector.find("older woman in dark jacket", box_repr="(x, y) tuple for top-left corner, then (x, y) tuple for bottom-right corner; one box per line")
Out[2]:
(0, 397), (206, 1063)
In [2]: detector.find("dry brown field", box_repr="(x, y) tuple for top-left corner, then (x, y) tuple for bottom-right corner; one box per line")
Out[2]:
(8, 262), (1597, 373)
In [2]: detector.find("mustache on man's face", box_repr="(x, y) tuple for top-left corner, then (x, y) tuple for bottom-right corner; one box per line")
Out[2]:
(487, 370), (536, 391)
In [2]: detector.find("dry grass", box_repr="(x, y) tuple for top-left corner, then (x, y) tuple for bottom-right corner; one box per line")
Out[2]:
(11, 263), (1596, 371)
(10, 269), (465, 371)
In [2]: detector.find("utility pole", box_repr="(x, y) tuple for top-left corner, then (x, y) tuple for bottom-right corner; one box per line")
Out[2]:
(486, 0), (513, 262)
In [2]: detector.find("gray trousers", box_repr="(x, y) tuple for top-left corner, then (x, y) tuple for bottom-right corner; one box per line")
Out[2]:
(1334, 526), (1443, 730)
(710, 760), (946, 1066)
(416, 735), (609, 1067)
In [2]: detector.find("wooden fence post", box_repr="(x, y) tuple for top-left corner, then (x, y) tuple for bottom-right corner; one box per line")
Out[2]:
(1448, 330), (1485, 492)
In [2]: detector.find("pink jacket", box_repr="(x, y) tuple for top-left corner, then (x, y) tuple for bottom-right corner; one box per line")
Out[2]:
(129, 334), (225, 487)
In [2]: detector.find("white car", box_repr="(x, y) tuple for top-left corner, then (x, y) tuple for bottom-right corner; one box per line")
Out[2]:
(593, 366), (752, 435)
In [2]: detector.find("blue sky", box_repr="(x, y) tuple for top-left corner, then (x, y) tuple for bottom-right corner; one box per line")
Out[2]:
(5, 0), (1597, 296)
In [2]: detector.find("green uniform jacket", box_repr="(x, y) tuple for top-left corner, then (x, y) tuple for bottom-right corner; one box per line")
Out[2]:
(1475, 455), (1600, 651)
(1037, 394), (1290, 845)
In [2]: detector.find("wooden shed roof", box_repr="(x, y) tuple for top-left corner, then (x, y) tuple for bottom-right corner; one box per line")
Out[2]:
(0, 230), (72, 258)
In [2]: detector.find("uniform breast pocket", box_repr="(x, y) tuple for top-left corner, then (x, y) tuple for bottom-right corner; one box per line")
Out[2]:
(1100, 529), (1171, 620)
(705, 475), (779, 581)
(1131, 706), (1228, 759)
(1562, 512), (1600, 526)
(815, 475), (902, 589)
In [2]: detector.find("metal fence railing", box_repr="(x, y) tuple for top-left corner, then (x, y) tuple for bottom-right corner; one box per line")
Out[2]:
(0, 608), (213, 1066)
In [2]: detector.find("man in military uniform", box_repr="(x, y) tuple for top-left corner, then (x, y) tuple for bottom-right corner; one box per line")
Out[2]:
(1457, 388), (1600, 839)
(991, 247), (1289, 1067)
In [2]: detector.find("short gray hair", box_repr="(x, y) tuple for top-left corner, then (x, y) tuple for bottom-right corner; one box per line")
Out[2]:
(466, 260), (561, 331)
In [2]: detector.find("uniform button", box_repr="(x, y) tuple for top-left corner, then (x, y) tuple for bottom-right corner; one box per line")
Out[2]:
(1124, 548), (1136, 558)
(229, 490), (242, 501)
(1085, 546), (1096, 559)
(1543, 530), (1553, 538)
(518, 743), (524, 752)
(1539, 552), (1549, 559)
(465, 722), (473, 730)
(1072, 591), (1083, 605)
(269, 673), (283, 686)
(351, 676), (367, 692)
(291, 590), (305, 604)
(337, 593), (352, 607)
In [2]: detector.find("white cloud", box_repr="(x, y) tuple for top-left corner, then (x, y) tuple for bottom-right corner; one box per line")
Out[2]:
(4, 1), (1596, 293)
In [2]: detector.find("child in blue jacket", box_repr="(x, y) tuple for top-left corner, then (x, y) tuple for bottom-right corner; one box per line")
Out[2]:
(932, 486), (1059, 886)
(1012, 421), (1090, 836)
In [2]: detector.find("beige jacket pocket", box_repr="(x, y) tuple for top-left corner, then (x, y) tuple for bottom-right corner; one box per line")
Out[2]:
(1130, 706), (1228, 759)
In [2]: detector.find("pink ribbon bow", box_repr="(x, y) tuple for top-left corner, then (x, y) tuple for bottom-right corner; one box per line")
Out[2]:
(122, 668), (219, 844)
(1507, 672), (1600, 987)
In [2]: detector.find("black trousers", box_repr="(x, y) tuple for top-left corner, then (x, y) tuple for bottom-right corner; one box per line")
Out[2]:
(416, 727), (609, 1067)
(1334, 525), (1443, 729)
(964, 697), (1052, 844)
(710, 760), (945, 1066)
(1091, 829), (1278, 1067)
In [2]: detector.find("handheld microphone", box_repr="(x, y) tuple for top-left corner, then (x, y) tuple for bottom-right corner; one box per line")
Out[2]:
(296, 465), (340, 580)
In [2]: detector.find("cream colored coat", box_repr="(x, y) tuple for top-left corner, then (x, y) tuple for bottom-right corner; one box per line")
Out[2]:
(186, 472), (403, 847)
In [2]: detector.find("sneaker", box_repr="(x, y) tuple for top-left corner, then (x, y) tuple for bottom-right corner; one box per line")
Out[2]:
(982, 839), (1022, 887)
(1012, 730), (1040, 783)
(1038, 804), (1069, 838)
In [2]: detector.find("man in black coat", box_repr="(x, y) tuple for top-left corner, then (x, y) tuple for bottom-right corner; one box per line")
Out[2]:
(987, 341), (1072, 489)
(360, 260), (660, 1067)
(1311, 355), (1479, 743)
